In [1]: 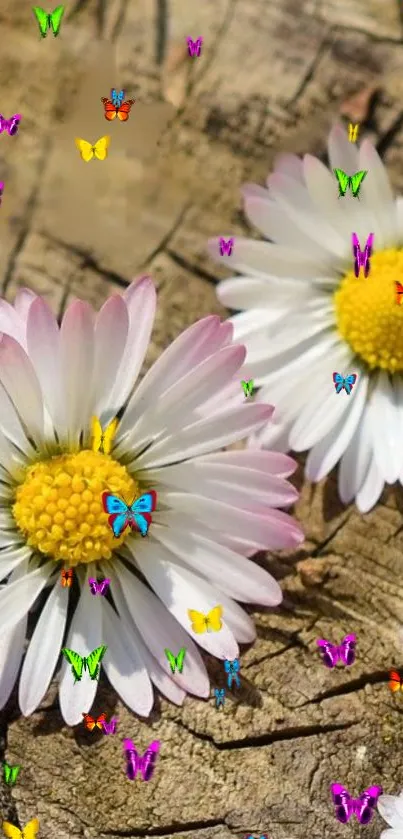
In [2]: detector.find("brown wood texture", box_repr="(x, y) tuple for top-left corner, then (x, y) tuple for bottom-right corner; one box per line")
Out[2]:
(1, 0), (403, 837)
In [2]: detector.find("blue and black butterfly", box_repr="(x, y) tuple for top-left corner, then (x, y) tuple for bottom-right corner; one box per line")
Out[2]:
(111, 88), (124, 107)
(333, 372), (357, 395)
(102, 490), (157, 538)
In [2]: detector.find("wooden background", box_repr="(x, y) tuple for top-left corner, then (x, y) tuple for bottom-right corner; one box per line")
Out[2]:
(1, 0), (403, 837)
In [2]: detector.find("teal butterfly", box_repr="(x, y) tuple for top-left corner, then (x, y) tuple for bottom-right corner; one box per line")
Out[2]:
(32, 5), (65, 37)
(2, 762), (21, 786)
(333, 168), (367, 198)
(61, 645), (107, 683)
(164, 647), (186, 674)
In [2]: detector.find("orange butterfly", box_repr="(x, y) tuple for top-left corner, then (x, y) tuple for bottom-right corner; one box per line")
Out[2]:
(82, 712), (107, 730)
(395, 282), (403, 305)
(389, 670), (403, 692)
(61, 568), (73, 587)
(101, 97), (135, 121)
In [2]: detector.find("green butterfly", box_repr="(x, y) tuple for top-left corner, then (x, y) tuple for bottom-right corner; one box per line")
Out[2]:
(32, 5), (65, 38)
(164, 647), (186, 674)
(241, 379), (254, 398)
(2, 762), (21, 786)
(333, 168), (367, 198)
(61, 645), (107, 683)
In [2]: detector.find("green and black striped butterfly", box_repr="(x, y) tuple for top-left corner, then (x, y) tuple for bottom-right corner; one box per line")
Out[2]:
(333, 168), (367, 198)
(61, 645), (107, 683)
(2, 762), (21, 786)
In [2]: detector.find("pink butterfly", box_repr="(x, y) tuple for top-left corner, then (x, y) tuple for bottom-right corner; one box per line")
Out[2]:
(123, 738), (160, 781)
(330, 783), (382, 824)
(101, 717), (117, 734)
(88, 578), (110, 596)
(316, 633), (356, 668)
(0, 114), (21, 136)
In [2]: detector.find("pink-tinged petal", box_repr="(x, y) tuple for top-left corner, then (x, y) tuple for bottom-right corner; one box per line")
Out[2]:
(26, 297), (64, 433)
(0, 335), (44, 442)
(200, 449), (299, 478)
(13, 288), (37, 321)
(0, 381), (35, 457)
(60, 300), (95, 443)
(93, 294), (129, 417)
(0, 300), (27, 347)
(102, 598), (154, 718)
(207, 236), (329, 279)
(218, 596), (257, 643)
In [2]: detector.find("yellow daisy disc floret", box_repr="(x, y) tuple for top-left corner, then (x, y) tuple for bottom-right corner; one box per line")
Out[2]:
(334, 248), (403, 373)
(13, 450), (138, 565)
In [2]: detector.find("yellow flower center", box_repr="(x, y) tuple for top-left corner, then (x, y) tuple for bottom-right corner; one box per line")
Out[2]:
(13, 450), (138, 565)
(334, 247), (403, 372)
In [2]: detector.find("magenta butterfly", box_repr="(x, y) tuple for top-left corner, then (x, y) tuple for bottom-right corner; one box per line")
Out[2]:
(102, 717), (117, 734)
(0, 114), (21, 136)
(0, 182), (4, 205)
(316, 633), (356, 668)
(219, 237), (234, 256)
(187, 36), (202, 57)
(123, 738), (160, 781)
(352, 232), (374, 278)
(330, 783), (382, 824)
(88, 578), (110, 596)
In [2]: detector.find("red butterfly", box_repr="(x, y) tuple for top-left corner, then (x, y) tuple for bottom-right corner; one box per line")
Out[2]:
(61, 568), (73, 587)
(82, 712), (107, 730)
(395, 281), (403, 305)
(101, 97), (135, 122)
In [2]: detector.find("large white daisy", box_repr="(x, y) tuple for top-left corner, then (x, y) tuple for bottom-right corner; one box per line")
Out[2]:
(208, 124), (403, 513)
(0, 276), (303, 724)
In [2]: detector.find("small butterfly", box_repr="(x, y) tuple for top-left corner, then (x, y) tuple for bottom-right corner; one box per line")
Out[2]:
(102, 717), (117, 735)
(352, 232), (374, 278)
(61, 645), (107, 683)
(2, 819), (39, 839)
(333, 168), (367, 198)
(82, 712), (106, 730)
(32, 5), (64, 37)
(389, 670), (403, 692)
(88, 578), (110, 596)
(61, 568), (73, 587)
(123, 739), (161, 781)
(241, 379), (254, 398)
(2, 762), (21, 786)
(317, 634), (356, 668)
(330, 783), (382, 824)
(164, 647), (186, 674)
(75, 136), (110, 162)
(111, 88), (124, 107)
(333, 372), (357, 395)
(348, 123), (359, 142)
(187, 36), (203, 57)
(245, 835), (269, 839)
(215, 688), (226, 708)
(187, 605), (223, 634)
(101, 97), (135, 122)
(0, 115), (21, 136)
(224, 658), (241, 689)
(0, 182), (4, 205)
(395, 281), (403, 305)
(219, 237), (234, 256)
(102, 490), (157, 538)
(91, 416), (118, 454)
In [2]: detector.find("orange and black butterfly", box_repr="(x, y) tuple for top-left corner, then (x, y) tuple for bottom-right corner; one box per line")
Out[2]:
(389, 670), (403, 692)
(101, 91), (135, 122)
(82, 712), (106, 730)
(395, 282), (403, 305)
(61, 568), (73, 587)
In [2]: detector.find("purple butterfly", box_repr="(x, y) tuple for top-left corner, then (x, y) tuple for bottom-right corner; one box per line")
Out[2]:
(0, 182), (4, 205)
(330, 783), (383, 824)
(101, 717), (117, 734)
(0, 114), (21, 136)
(88, 578), (110, 596)
(186, 36), (203, 57)
(123, 738), (160, 782)
(316, 633), (356, 668)
(352, 232), (374, 278)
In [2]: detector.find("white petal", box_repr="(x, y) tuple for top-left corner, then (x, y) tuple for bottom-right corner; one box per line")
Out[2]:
(356, 455), (384, 513)
(328, 123), (359, 177)
(101, 597), (153, 717)
(208, 237), (330, 279)
(359, 141), (397, 245)
(369, 371), (402, 483)
(0, 562), (29, 708)
(60, 300), (95, 443)
(338, 408), (372, 504)
(0, 561), (54, 634)
(0, 335), (44, 442)
(378, 794), (403, 829)
(93, 295), (129, 418)
(0, 545), (33, 582)
(26, 297), (63, 433)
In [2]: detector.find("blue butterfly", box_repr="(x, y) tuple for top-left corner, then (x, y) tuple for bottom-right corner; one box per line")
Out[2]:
(111, 88), (124, 107)
(332, 372), (357, 395)
(245, 835), (269, 839)
(224, 658), (240, 689)
(214, 688), (225, 707)
(102, 490), (157, 538)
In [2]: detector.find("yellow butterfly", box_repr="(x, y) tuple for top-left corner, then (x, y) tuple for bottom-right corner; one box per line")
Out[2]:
(75, 135), (110, 162)
(187, 605), (223, 634)
(2, 818), (40, 839)
(348, 123), (359, 142)
(91, 416), (118, 455)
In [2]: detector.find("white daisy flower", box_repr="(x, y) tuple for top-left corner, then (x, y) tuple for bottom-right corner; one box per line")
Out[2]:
(378, 789), (403, 837)
(0, 276), (303, 724)
(208, 124), (403, 513)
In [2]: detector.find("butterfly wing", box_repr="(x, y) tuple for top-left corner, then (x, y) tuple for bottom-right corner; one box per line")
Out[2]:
(75, 138), (94, 162)
(332, 372), (345, 393)
(93, 136), (110, 161)
(86, 645), (107, 680)
(333, 168), (350, 197)
(102, 417), (118, 454)
(317, 639), (338, 668)
(61, 647), (84, 682)
(206, 604), (223, 632)
(21, 821), (39, 839)
(350, 170), (367, 198)
(364, 233), (374, 278)
(131, 491), (157, 537)
(32, 7), (49, 37)
(123, 738), (139, 780)
(98, 579), (110, 595)
(389, 670), (403, 692)
(91, 416), (103, 451)
(187, 608), (208, 634)
(164, 648), (177, 673)
(102, 492), (130, 537)
(330, 783), (354, 823)
(88, 578), (98, 595)
(3, 763), (11, 784)
(8, 116), (20, 137)
(10, 766), (21, 785)
(356, 786), (383, 824)
(176, 647), (186, 673)
(82, 713), (95, 730)
(395, 281), (403, 304)
(117, 99), (135, 121)
(49, 5), (64, 35)
(95, 713), (107, 729)
(338, 634), (356, 666)
(101, 98), (117, 121)
(343, 374), (357, 395)
(139, 740), (160, 781)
